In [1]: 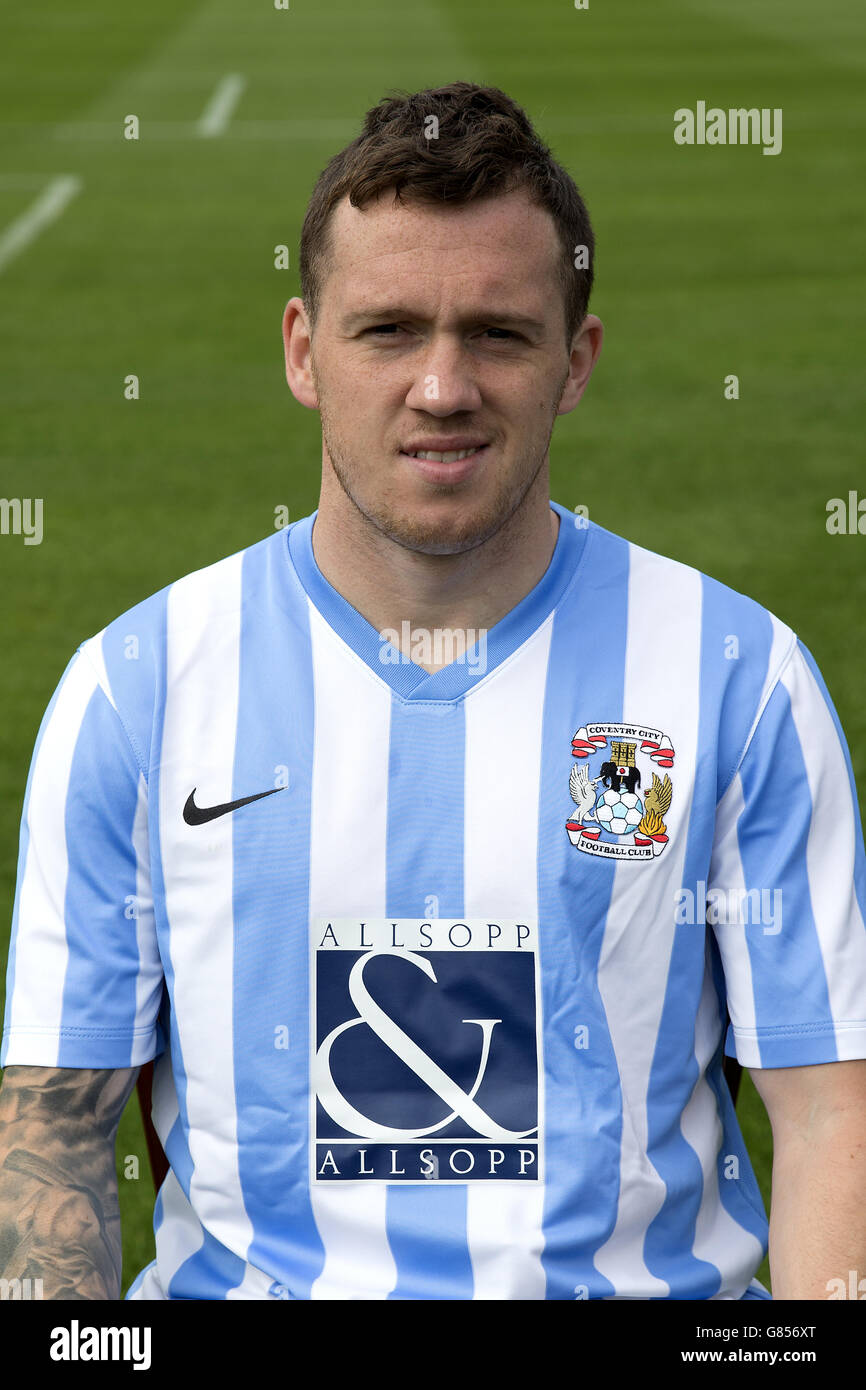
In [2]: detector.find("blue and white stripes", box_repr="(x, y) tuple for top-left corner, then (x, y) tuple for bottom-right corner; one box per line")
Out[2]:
(4, 501), (865, 1300)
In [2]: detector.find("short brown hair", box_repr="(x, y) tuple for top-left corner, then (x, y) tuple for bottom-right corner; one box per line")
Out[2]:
(299, 82), (595, 344)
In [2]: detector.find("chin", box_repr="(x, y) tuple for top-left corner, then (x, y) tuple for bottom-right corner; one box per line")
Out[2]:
(372, 501), (510, 556)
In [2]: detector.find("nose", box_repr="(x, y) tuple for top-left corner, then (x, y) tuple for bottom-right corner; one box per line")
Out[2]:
(404, 335), (483, 416)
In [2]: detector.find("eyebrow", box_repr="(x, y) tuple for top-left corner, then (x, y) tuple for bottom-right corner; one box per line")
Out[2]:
(340, 306), (547, 335)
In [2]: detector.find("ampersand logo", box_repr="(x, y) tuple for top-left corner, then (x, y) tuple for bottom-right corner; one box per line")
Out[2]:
(310, 919), (542, 1183)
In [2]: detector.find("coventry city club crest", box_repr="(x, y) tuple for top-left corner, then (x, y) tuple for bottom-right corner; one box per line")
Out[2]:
(566, 722), (675, 861)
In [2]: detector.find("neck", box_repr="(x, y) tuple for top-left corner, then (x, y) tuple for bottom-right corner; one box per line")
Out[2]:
(310, 472), (560, 674)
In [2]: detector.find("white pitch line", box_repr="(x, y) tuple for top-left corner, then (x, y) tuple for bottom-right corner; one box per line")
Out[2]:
(196, 73), (246, 138)
(0, 175), (82, 275)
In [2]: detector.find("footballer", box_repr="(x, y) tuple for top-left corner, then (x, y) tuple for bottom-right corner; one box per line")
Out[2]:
(1, 83), (865, 1301)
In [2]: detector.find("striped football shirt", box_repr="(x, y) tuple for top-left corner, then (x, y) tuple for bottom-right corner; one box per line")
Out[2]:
(3, 499), (866, 1300)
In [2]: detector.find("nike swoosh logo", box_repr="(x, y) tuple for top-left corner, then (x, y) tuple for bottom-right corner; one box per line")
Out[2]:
(183, 786), (284, 825)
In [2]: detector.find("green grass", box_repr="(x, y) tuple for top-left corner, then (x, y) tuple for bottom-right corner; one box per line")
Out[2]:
(2, 0), (865, 1299)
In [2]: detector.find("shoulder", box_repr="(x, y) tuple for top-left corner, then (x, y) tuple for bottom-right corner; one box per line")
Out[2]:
(72, 527), (292, 769)
(97, 529), (286, 654)
(582, 515), (797, 675)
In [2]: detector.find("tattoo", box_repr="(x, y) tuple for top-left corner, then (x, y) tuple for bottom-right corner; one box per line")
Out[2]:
(0, 1065), (139, 1300)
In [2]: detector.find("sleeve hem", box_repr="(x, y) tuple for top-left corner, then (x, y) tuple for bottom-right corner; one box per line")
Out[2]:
(1, 1026), (160, 1069)
(730, 1021), (866, 1068)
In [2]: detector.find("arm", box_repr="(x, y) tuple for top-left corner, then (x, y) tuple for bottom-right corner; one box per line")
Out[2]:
(749, 1057), (866, 1300)
(0, 1064), (140, 1300)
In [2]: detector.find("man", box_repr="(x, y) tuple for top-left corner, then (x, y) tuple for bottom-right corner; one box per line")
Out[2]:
(1, 82), (865, 1301)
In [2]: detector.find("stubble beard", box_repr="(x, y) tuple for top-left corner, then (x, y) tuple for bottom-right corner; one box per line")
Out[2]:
(316, 385), (564, 559)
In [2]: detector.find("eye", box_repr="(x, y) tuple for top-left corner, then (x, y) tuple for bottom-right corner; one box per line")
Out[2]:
(362, 324), (519, 342)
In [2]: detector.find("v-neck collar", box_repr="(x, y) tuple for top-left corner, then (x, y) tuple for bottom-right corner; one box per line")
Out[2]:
(285, 499), (591, 702)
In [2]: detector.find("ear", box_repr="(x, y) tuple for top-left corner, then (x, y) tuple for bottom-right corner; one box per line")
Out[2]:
(282, 297), (319, 409)
(557, 314), (604, 416)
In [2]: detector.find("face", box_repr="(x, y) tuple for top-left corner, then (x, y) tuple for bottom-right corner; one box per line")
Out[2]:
(284, 186), (602, 555)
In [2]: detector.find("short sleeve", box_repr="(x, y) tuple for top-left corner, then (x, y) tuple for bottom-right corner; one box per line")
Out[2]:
(1, 640), (164, 1068)
(708, 638), (866, 1067)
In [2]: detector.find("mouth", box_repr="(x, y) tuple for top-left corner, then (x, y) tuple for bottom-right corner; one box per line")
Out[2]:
(399, 443), (490, 483)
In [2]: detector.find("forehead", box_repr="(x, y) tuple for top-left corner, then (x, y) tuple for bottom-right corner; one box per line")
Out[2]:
(322, 187), (562, 317)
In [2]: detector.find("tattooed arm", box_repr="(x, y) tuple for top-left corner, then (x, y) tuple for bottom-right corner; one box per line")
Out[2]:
(0, 1064), (140, 1300)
